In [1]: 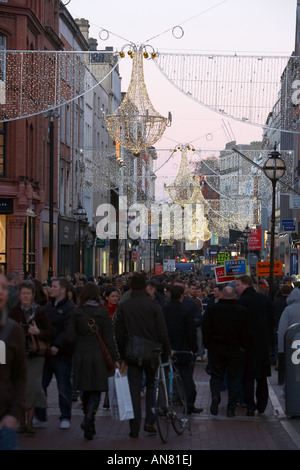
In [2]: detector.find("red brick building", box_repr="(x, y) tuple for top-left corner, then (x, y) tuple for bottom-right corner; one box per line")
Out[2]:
(0, 0), (62, 279)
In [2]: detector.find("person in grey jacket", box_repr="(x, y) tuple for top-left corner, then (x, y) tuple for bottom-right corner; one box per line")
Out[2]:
(277, 287), (300, 354)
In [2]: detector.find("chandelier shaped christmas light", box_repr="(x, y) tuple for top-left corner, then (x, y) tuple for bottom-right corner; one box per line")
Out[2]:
(166, 145), (210, 207)
(105, 44), (171, 156)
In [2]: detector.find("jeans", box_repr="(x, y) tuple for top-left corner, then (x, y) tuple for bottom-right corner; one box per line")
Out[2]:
(35, 355), (73, 422)
(0, 426), (20, 450)
(196, 326), (205, 357)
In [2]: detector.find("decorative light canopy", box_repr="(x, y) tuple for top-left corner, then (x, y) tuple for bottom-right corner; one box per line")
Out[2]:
(106, 45), (171, 156)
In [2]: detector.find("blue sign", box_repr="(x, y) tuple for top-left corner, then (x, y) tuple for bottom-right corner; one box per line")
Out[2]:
(283, 225), (295, 232)
(282, 219), (294, 225)
(282, 219), (295, 231)
(225, 259), (247, 276)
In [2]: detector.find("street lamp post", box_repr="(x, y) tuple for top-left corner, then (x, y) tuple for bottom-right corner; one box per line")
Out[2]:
(48, 113), (54, 281)
(73, 203), (87, 274)
(263, 144), (286, 299)
(44, 109), (59, 283)
(243, 224), (251, 274)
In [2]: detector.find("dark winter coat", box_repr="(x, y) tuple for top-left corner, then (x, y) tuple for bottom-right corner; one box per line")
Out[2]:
(0, 318), (27, 422)
(162, 299), (198, 363)
(67, 304), (118, 391)
(9, 303), (54, 354)
(272, 291), (289, 330)
(44, 296), (76, 357)
(238, 286), (274, 379)
(115, 290), (171, 361)
(183, 295), (202, 328)
(202, 299), (251, 352)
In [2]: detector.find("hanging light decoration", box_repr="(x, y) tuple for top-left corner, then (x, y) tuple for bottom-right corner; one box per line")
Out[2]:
(106, 44), (171, 156)
(166, 145), (209, 207)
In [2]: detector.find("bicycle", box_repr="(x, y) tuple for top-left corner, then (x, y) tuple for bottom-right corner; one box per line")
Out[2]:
(153, 349), (191, 444)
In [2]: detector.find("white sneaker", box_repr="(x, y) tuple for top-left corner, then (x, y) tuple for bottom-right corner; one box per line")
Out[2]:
(33, 417), (48, 428)
(60, 419), (70, 429)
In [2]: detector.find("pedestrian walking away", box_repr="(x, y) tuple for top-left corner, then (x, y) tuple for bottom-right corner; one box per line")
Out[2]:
(115, 273), (171, 439)
(235, 275), (274, 416)
(202, 286), (250, 417)
(162, 285), (203, 415)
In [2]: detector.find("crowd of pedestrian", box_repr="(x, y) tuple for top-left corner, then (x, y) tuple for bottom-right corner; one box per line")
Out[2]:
(0, 267), (298, 448)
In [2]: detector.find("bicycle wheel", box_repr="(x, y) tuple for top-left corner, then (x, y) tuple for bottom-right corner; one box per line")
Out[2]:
(154, 378), (169, 443)
(171, 370), (188, 435)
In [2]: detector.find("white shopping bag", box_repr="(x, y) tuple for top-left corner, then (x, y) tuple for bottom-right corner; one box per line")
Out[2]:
(108, 368), (134, 421)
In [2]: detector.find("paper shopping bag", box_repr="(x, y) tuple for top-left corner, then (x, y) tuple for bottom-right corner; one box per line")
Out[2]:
(108, 373), (119, 420)
(109, 369), (134, 421)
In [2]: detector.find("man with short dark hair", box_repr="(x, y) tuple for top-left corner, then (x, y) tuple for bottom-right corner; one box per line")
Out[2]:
(115, 273), (171, 438)
(34, 277), (75, 430)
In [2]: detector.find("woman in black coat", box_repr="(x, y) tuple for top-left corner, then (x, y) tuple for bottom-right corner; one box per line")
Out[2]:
(67, 282), (119, 440)
(9, 280), (53, 435)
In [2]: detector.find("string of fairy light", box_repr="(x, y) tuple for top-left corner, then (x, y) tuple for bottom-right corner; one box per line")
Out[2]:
(79, 144), (290, 240)
(0, 46), (298, 242)
(1, 49), (300, 136)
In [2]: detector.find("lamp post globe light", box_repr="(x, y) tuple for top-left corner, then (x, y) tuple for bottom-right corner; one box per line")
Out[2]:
(73, 203), (87, 274)
(263, 144), (286, 299)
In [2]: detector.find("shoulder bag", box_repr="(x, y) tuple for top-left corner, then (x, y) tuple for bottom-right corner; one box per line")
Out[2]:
(27, 334), (49, 356)
(26, 307), (49, 356)
(87, 315), (116, 376)
(123, 315), (161, 366)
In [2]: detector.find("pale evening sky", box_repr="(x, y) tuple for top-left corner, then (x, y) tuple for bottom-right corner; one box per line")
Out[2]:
(66, 0), (298, 169)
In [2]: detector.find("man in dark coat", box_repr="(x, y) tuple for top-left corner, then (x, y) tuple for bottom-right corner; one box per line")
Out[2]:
(162, 285), (203, 415)
(34, 277), (76, 429)
(235, 275), (274, 416)
(171, 278), (203, 413)
(115, 273), (171, 438)
(202, 286), (250, 417)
